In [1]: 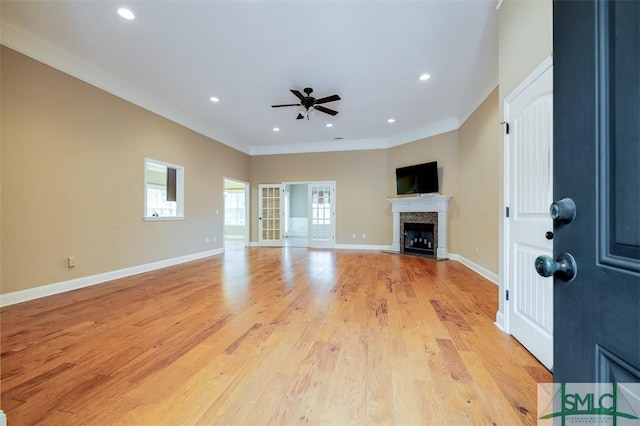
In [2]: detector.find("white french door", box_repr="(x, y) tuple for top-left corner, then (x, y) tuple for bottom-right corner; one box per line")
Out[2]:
(308, 182), (335, 249)
(504, 59), (554, 370)
(258, 184), (283, 246)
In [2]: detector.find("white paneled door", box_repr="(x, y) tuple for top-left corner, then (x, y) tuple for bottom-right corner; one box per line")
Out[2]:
(308, 182), (335, 249)
(258, 184), (283, 246)
(505, 61), (554, 370)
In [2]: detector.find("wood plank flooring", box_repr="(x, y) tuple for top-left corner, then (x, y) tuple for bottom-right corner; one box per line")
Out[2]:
(1, 248), (552, 425)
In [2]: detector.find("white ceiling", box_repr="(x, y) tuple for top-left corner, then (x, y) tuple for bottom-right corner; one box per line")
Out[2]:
(0, 1), (498, 155)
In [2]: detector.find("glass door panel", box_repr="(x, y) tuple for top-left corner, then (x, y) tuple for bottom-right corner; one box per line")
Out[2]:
(259, 184), (282, 245)
(308, 182), (335, 248)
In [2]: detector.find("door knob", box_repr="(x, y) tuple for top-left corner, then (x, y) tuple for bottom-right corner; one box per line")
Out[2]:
(535, 253), (577, 281)
(550, 198), (576, 223)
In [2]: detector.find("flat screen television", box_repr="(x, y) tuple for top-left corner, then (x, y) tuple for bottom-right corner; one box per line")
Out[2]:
(396, 161), (439, 195)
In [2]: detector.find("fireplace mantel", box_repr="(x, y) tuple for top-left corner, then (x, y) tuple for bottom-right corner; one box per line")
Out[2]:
(387, 195), (452, 259)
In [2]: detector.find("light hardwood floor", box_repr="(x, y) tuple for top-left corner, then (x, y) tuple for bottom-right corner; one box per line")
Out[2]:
(1, 248), (551, 425)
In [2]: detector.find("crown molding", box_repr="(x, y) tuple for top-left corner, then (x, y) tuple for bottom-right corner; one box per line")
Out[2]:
(249, 137), (389, 156)
(457, 76), (499, 127)
(0, 19), (251, 155)
(386, 117), (460, 148)
(0, 18), (495, 157)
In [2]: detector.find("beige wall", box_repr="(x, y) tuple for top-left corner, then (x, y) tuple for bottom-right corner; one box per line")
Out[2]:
(250, 150), (390, 245)
(499, 0), (553, 115)
(387, 131), (459, 198)
(1, 47), (250, 294)
(497, 0), (552, 313)
(453, 88), (500, 272)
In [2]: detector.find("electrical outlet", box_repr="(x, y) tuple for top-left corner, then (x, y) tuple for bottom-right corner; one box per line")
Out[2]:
(475, 246), (479, 253)
(67, 256), (76, 267)
(206, 237), (210, 243)
(362, 233), (366, 239)
(213, 236), (217, 242)
(352, 233), (356, 239)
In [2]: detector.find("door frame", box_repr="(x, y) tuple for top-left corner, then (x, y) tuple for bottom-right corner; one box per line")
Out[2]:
(500, 55), (554, 334)
(307, 181), (336, 249)
(258, 183), (284, 246)
(282, 180), (336, 249)
(282, 181), (308, 245)
(223, 177), (250, 248)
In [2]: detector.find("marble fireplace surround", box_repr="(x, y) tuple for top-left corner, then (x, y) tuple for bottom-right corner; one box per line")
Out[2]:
(387, 195), (452, 259)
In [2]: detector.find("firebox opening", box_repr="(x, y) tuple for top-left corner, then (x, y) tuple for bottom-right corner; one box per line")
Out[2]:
(403, 222), (435, 257)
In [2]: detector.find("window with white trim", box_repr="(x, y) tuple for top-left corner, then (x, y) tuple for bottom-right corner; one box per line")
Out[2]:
(144, 158), (184, 220)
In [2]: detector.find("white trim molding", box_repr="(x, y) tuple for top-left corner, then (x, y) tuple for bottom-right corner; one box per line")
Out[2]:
(500, 54), (554, 336)
(386, 117), (460, 148)
(448, 253), (502, 332)
(334, 244), (394, 251)
(0, 248), (224, 307)
(494, 311), (505, 331)
(503, 55), (553, 105)
(448, 253), (499, 285)
(250, 138), (389, 156)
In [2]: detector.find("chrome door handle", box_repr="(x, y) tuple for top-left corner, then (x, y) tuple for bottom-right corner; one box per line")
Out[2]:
(535, 253), (577, 282)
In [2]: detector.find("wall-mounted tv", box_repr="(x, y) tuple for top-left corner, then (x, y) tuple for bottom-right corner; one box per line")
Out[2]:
(396, 161), (439, 195)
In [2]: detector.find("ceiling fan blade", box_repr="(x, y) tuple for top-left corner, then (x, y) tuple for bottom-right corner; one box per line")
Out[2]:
(314, 94), (341, 104)
(290, 90), (306, 101)
(314, 105), (339, 116)
(272, 103), (300, 108)
(296, 113), (304, 120)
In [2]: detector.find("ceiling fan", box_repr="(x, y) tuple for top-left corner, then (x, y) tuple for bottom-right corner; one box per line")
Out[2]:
(272, 87), (341, 120)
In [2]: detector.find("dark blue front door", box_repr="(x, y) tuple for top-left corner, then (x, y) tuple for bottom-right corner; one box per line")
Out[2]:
(553, 0), (639, 384)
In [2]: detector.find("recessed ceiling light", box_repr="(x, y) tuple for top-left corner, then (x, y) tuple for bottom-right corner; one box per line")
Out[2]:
(273, 127), (280, 132)
(326, 123), (333, 128)
(419, 73), (431, 81)
(388, 118), (396, 123)
(209, 96), (219, 103)
(117, 8), (135, 20)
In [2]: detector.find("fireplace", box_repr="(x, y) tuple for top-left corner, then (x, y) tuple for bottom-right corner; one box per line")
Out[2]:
(387, 194), (452, 259)
(403, 222), (435, 256)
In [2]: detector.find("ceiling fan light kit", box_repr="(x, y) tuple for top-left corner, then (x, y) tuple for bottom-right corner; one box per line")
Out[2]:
(272, 87), (341, 120)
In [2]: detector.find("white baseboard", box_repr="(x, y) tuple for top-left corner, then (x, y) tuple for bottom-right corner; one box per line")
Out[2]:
(494, 311), (506, 332)
(449, 253), (504, 334)
(0, 248), (224, 307)
(288, 233), (307, 238)
(246, 242), (392, 251)
(0, 410), (6, 426)
(448, 253), (499, 285)
(334, 244), (394, 251)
